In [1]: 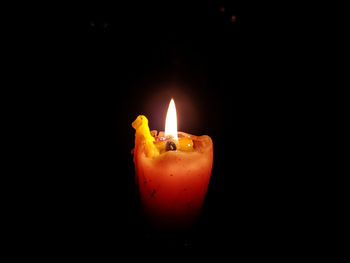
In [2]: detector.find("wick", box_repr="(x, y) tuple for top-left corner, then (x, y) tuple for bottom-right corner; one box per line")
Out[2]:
(165, 141), (177, 151)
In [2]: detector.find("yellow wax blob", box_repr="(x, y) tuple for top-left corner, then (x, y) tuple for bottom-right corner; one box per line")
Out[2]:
(132, 115), (194, 158)
(132, 115), (159, 158)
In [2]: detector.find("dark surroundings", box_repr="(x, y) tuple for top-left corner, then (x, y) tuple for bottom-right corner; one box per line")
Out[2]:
(32, 2), (313, 257)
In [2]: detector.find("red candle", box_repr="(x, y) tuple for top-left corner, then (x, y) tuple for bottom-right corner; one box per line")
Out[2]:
(132, 99), (213, 230)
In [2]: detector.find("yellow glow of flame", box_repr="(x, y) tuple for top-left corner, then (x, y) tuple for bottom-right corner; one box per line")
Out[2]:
(164, 98), (178, 140)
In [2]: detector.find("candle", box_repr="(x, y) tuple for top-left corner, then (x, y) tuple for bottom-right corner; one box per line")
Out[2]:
(132, 99), (213, 230)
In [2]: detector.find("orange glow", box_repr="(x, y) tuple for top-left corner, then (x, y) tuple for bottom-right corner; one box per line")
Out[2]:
(164, 98), (178, 140)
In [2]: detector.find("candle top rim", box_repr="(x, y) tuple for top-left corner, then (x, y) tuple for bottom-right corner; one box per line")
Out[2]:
(132, 115), (212, 158)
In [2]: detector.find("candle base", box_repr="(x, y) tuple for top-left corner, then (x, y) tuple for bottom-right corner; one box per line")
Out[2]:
(140, 205), (203, 232)
(138, 205), (212, 251)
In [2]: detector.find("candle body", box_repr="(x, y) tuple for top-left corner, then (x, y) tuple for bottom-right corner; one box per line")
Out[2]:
(133, 131), (213, 230)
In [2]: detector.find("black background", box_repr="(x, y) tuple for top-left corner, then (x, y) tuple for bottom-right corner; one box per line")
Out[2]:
(34, 1), (310, 257)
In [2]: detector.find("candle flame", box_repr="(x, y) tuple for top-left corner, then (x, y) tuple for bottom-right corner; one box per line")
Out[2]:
(165, 98), (178, 140)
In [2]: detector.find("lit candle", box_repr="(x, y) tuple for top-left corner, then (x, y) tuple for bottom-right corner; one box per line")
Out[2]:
(132, 99), (213, 230)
